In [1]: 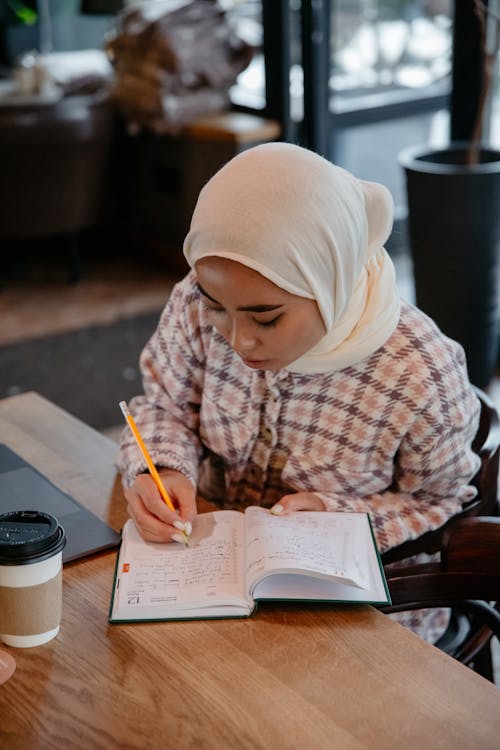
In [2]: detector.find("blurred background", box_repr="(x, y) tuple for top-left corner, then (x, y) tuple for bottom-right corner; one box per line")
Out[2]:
(0, 0), (499, 433)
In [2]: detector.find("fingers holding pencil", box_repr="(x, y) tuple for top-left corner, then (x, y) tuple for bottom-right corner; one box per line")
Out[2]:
(125, 470), (197, 544)
(119, 401), (196, 545)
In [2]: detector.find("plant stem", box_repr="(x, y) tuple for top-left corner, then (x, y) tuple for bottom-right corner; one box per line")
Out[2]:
(468, 0), (499, 165)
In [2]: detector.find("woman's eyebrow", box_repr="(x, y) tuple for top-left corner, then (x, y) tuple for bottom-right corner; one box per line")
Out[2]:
(196, 282), (283, 313)
(196, 282), (218, 303)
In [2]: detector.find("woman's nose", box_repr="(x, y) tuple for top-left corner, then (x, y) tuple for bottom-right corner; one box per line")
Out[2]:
(229, 320), (256, 351)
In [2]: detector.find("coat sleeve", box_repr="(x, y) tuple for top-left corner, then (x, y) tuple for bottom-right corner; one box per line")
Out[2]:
(116, 274), (207, 488)
(315, 380), (481, 554)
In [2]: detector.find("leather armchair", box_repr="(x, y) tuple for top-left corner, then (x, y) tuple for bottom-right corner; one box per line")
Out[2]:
(0, 93), (113, 281)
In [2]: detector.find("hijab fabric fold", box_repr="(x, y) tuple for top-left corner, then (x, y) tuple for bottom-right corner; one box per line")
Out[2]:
(183, 142), (401, 374)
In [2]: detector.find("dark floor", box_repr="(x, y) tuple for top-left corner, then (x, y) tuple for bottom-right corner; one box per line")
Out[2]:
(1, 239), (183, 429)
(0, 310), (162, 430)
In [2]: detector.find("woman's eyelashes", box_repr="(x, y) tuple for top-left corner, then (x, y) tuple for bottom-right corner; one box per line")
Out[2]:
(256, 314), (282, 328)
(202, 301), (224, 315)
(202, 301), (282, 328)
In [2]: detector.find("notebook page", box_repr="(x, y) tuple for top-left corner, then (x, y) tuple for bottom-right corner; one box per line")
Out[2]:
(244, 508), (370, 592)
(115, 511), (247, 614)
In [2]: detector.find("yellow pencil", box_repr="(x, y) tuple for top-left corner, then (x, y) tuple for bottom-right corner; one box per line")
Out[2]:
(119, 401), (189, 544)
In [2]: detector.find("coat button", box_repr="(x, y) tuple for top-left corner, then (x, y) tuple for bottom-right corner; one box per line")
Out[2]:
(262, 427), (273, 443)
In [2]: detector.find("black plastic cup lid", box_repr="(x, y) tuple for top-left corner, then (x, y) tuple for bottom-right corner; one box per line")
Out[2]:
(0, 510), (66, 565)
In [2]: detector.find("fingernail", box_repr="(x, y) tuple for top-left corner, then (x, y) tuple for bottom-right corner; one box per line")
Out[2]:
(171, 533), (186, 544)
(270, 504), (283, 515)
(184, 521), (192, 536)
(174, 520), (186, 531)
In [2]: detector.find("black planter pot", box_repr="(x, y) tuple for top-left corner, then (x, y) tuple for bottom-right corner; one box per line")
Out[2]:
(399, 142), (500, 388)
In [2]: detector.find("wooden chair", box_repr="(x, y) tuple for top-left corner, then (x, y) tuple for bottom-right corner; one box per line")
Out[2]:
(379, 387), (500, 682)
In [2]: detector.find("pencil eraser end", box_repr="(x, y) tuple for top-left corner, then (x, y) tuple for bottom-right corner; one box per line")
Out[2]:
(119, 401), (130, 418)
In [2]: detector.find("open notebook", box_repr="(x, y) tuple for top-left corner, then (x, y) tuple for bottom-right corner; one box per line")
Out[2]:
(109, 507), (390, 622)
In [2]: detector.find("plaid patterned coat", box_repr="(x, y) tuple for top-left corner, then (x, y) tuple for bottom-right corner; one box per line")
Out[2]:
(118, 270), (480, 560)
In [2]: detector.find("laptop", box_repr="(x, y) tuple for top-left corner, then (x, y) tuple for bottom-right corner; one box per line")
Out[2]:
(0, 444), (121, 563)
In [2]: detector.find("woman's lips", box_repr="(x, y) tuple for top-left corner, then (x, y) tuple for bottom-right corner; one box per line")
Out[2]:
(241, 357), (269, 368)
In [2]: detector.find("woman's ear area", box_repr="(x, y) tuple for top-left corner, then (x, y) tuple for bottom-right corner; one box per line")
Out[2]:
(360, 180), (394, 254)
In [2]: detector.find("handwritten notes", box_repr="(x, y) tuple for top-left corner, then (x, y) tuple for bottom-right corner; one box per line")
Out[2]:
(244, 507), (369, 590)
(117, 513), (246, 609)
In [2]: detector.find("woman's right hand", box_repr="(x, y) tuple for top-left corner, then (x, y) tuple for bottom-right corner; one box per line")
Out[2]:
(124, 469), (197, 543)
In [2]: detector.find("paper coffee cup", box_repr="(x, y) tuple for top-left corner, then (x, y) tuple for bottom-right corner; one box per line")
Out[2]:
(0, 511), (66, 648)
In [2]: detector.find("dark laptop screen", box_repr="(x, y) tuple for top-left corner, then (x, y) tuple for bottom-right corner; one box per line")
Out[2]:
(0, 445), (121, 563)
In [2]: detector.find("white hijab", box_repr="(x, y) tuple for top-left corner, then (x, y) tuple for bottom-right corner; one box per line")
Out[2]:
(183, 142), (401, 374)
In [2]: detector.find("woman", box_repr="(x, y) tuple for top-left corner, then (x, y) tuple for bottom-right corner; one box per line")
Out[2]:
(117, 143), (480, 633)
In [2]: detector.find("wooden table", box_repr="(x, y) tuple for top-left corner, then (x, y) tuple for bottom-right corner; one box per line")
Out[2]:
(0, 392), (499, 750)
